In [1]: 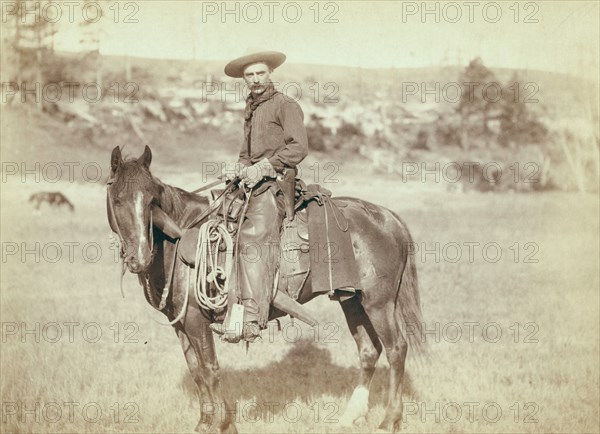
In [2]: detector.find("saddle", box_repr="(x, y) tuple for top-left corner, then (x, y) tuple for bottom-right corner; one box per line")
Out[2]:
(279, 183), (361, 300)
(176, 180), (361, 301)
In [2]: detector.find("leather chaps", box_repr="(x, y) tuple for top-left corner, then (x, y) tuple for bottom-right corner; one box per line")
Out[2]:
(236, 185), (284, 327)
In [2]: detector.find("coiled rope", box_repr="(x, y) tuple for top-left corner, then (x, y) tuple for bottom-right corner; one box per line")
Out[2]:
(194, 219), (235, 310)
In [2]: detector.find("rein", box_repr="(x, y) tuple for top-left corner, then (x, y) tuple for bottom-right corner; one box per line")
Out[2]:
(191, 178), (224, 194)
(181, 180), (237, 230)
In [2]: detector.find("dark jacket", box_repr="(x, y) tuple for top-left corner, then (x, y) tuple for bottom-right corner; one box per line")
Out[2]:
(238, 93), (308, 172)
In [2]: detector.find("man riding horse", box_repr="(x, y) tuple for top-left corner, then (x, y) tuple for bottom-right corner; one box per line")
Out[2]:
(106, 69), (424, 427)
(210, 50), (310, 342)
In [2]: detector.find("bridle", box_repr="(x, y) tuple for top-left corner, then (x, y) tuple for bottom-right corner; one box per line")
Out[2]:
(107, 176), (156, 301)
(106, 177), (128, 298)
(106, 177), (155, 261)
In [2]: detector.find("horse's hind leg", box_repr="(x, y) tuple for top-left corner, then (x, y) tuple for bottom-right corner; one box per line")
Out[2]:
(363, 301), (408, 433)
(338, 296), (383, 427)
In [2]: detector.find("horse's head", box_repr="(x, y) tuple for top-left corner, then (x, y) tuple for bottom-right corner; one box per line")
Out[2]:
(107, 145), (160, 274)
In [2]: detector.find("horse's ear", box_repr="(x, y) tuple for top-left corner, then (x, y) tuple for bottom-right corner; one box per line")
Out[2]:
(110, 146), (122, 173)
(139, 145), (152, 169)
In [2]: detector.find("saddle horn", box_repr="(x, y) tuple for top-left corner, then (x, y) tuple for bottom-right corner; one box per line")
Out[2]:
(152, 206), (183, 239)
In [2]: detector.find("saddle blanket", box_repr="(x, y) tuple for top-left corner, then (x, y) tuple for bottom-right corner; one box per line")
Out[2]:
(304, 185), (361, 295)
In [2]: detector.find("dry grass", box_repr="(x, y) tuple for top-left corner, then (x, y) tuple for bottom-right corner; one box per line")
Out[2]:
(1, 170), (598, 433)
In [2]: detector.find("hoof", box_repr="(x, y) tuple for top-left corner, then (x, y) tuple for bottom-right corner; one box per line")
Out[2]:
(339, 414), (367, 427)
(339, 386), (369, 427)
(221, 422), (238, 434)
(377, 420), (400, 433)
(195, 421), (238, 434)
(195, 421), (213, 433)
(339, 416), (354, 428)
(355, 416), (367, 425)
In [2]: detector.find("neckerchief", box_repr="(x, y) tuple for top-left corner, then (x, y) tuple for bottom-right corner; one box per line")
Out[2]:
(244, 82), (278, 155)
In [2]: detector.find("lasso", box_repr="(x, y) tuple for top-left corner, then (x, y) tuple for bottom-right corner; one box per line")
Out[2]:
(194, 219), (234, 310)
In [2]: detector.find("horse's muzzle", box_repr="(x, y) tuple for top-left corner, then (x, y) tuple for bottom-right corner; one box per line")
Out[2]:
(123, 245), (153, 274)
(125, 260), (145, 274)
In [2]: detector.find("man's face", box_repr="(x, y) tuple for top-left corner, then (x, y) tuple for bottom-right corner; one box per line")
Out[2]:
(243, 62), (271, 95)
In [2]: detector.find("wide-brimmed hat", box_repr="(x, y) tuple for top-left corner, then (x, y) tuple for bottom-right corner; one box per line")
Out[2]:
(224, 50), (286, 78)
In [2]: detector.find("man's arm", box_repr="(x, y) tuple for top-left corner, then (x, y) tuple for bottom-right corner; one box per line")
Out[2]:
(268, 100), (308, 171)
(238, 140), (252, 166)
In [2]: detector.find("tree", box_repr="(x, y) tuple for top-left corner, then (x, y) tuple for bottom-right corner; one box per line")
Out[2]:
(4, 0), (58, 110)
(456, 57), (500, 148)
(78, 0), (105, 87)
(498, 73), (548, 147)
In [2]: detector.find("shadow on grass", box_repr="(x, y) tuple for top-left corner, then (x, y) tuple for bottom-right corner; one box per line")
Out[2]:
(181, 339), (418, 415)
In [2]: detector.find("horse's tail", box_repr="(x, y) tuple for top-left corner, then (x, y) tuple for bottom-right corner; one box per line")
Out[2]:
(394, 222), (426, 357)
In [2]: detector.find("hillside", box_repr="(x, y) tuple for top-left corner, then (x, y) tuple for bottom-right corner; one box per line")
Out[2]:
(1, 52), (598, 192)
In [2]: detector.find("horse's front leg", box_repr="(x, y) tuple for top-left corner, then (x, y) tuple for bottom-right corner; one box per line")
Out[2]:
(173, 325), (213, 431)
(176, 305), (238, 434)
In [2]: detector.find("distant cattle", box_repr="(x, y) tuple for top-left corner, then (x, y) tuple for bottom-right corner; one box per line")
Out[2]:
(29, 192), (74, 212)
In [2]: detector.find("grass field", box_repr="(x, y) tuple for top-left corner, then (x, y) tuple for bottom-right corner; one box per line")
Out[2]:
(1, 165), (599, 433)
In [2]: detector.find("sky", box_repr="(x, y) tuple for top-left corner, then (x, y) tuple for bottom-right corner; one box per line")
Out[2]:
(41, 0), (600, 77)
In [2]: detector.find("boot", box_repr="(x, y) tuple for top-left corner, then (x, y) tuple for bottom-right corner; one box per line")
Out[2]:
(210, 300), (261, 343)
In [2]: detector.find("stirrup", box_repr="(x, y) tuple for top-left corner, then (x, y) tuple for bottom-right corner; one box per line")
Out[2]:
(210, 321), (261, 343)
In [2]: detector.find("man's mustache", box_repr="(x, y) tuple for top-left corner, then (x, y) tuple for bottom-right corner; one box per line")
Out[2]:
(250, 81), (271, 89)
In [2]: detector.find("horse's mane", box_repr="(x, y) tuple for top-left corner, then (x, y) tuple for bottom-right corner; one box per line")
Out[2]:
(113, 157), (207, 221)
(155, 179), (189, 217)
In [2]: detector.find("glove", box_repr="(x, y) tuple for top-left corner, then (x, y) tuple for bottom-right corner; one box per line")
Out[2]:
(221, 162), (246, 182)
(240, 158), (276, 188)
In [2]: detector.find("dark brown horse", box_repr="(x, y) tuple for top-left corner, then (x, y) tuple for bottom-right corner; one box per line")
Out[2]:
(106, 145), (425, 433)
(29, 191), (75, 211)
